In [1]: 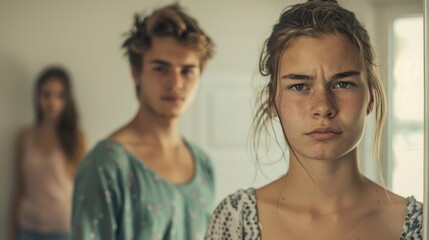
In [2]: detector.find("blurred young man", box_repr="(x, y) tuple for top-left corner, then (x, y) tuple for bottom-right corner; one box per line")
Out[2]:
(71, 4), (215, 240)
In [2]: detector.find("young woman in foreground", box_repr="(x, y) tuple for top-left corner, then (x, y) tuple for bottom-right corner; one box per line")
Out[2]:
(205, 0), (423, 239)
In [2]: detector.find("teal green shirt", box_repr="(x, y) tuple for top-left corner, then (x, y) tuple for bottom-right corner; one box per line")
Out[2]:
(71, 139), (215, 240)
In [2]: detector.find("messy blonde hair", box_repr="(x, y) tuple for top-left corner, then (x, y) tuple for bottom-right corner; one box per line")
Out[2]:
(122, 3), (214, 72)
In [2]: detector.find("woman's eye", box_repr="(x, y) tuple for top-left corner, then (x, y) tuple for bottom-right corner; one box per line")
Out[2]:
(289, 84), (308, 91)
(42, 92), (51, 99)
(333, 82), (354, 89)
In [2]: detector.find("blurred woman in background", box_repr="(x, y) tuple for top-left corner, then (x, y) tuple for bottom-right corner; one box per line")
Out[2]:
(10, 66), (87, 240)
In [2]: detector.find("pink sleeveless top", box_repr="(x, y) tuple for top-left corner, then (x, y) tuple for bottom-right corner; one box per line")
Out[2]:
(18, 128), (73, 233)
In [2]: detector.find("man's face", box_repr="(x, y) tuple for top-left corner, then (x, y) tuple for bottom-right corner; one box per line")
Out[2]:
(133, 36), (201, 119)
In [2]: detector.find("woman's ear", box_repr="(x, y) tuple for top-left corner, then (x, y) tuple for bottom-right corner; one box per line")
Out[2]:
(269, 103), (278, 118)
(367, 98), (374, 115)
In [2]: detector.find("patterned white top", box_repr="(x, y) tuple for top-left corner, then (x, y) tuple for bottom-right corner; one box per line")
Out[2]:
(205, 188), (423, 240)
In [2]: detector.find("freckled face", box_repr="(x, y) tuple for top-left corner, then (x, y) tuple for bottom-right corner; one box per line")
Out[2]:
(38, 78), (66, 122)
(275, 34), (371, 161)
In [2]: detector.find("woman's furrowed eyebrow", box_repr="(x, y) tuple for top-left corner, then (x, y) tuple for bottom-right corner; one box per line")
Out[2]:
(281, 73), (312, 80)
(331, 70), (361, 80)
(280, 71), (361, 81)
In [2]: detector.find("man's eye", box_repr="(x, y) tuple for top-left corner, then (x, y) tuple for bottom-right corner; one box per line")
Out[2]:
(181, 68), (193, 76)
(154, 66), (167, 73)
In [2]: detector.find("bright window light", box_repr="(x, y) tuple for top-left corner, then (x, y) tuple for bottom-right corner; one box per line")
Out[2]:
(390, 16), (424, 202)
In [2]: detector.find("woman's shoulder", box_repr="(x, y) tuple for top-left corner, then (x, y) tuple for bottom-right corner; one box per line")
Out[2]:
(225, 188), (257, 209)
(206, 188), (260, 239)
(16, 125), (33, 140)
(405, 196), (423, 217)
(212, 188), (258, 218)
(401, 196), (423, 239)
(15, 125), (36, 148)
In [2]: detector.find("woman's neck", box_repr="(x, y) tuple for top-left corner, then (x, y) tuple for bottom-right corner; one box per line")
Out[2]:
(281, 151), (369, 212)
(37, 119), (57, 132)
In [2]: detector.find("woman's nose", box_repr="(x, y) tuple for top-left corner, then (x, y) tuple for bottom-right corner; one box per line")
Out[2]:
(311, 89), (337, 118)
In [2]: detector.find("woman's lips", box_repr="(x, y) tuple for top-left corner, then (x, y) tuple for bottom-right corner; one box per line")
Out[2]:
(305, 127), (342, 140)
(161, 96), (183, 102)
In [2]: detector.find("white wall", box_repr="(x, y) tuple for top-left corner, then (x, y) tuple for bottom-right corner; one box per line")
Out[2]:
(0, 0), (381, 238)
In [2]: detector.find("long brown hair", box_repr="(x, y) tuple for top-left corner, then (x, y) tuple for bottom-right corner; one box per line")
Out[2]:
(35, 66), (83, 164)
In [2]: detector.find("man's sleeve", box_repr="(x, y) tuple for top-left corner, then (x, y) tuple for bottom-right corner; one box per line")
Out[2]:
(70, 143), (124, 240)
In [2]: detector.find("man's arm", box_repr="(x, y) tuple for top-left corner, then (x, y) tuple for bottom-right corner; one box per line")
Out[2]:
(70, 142), (124, 240)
